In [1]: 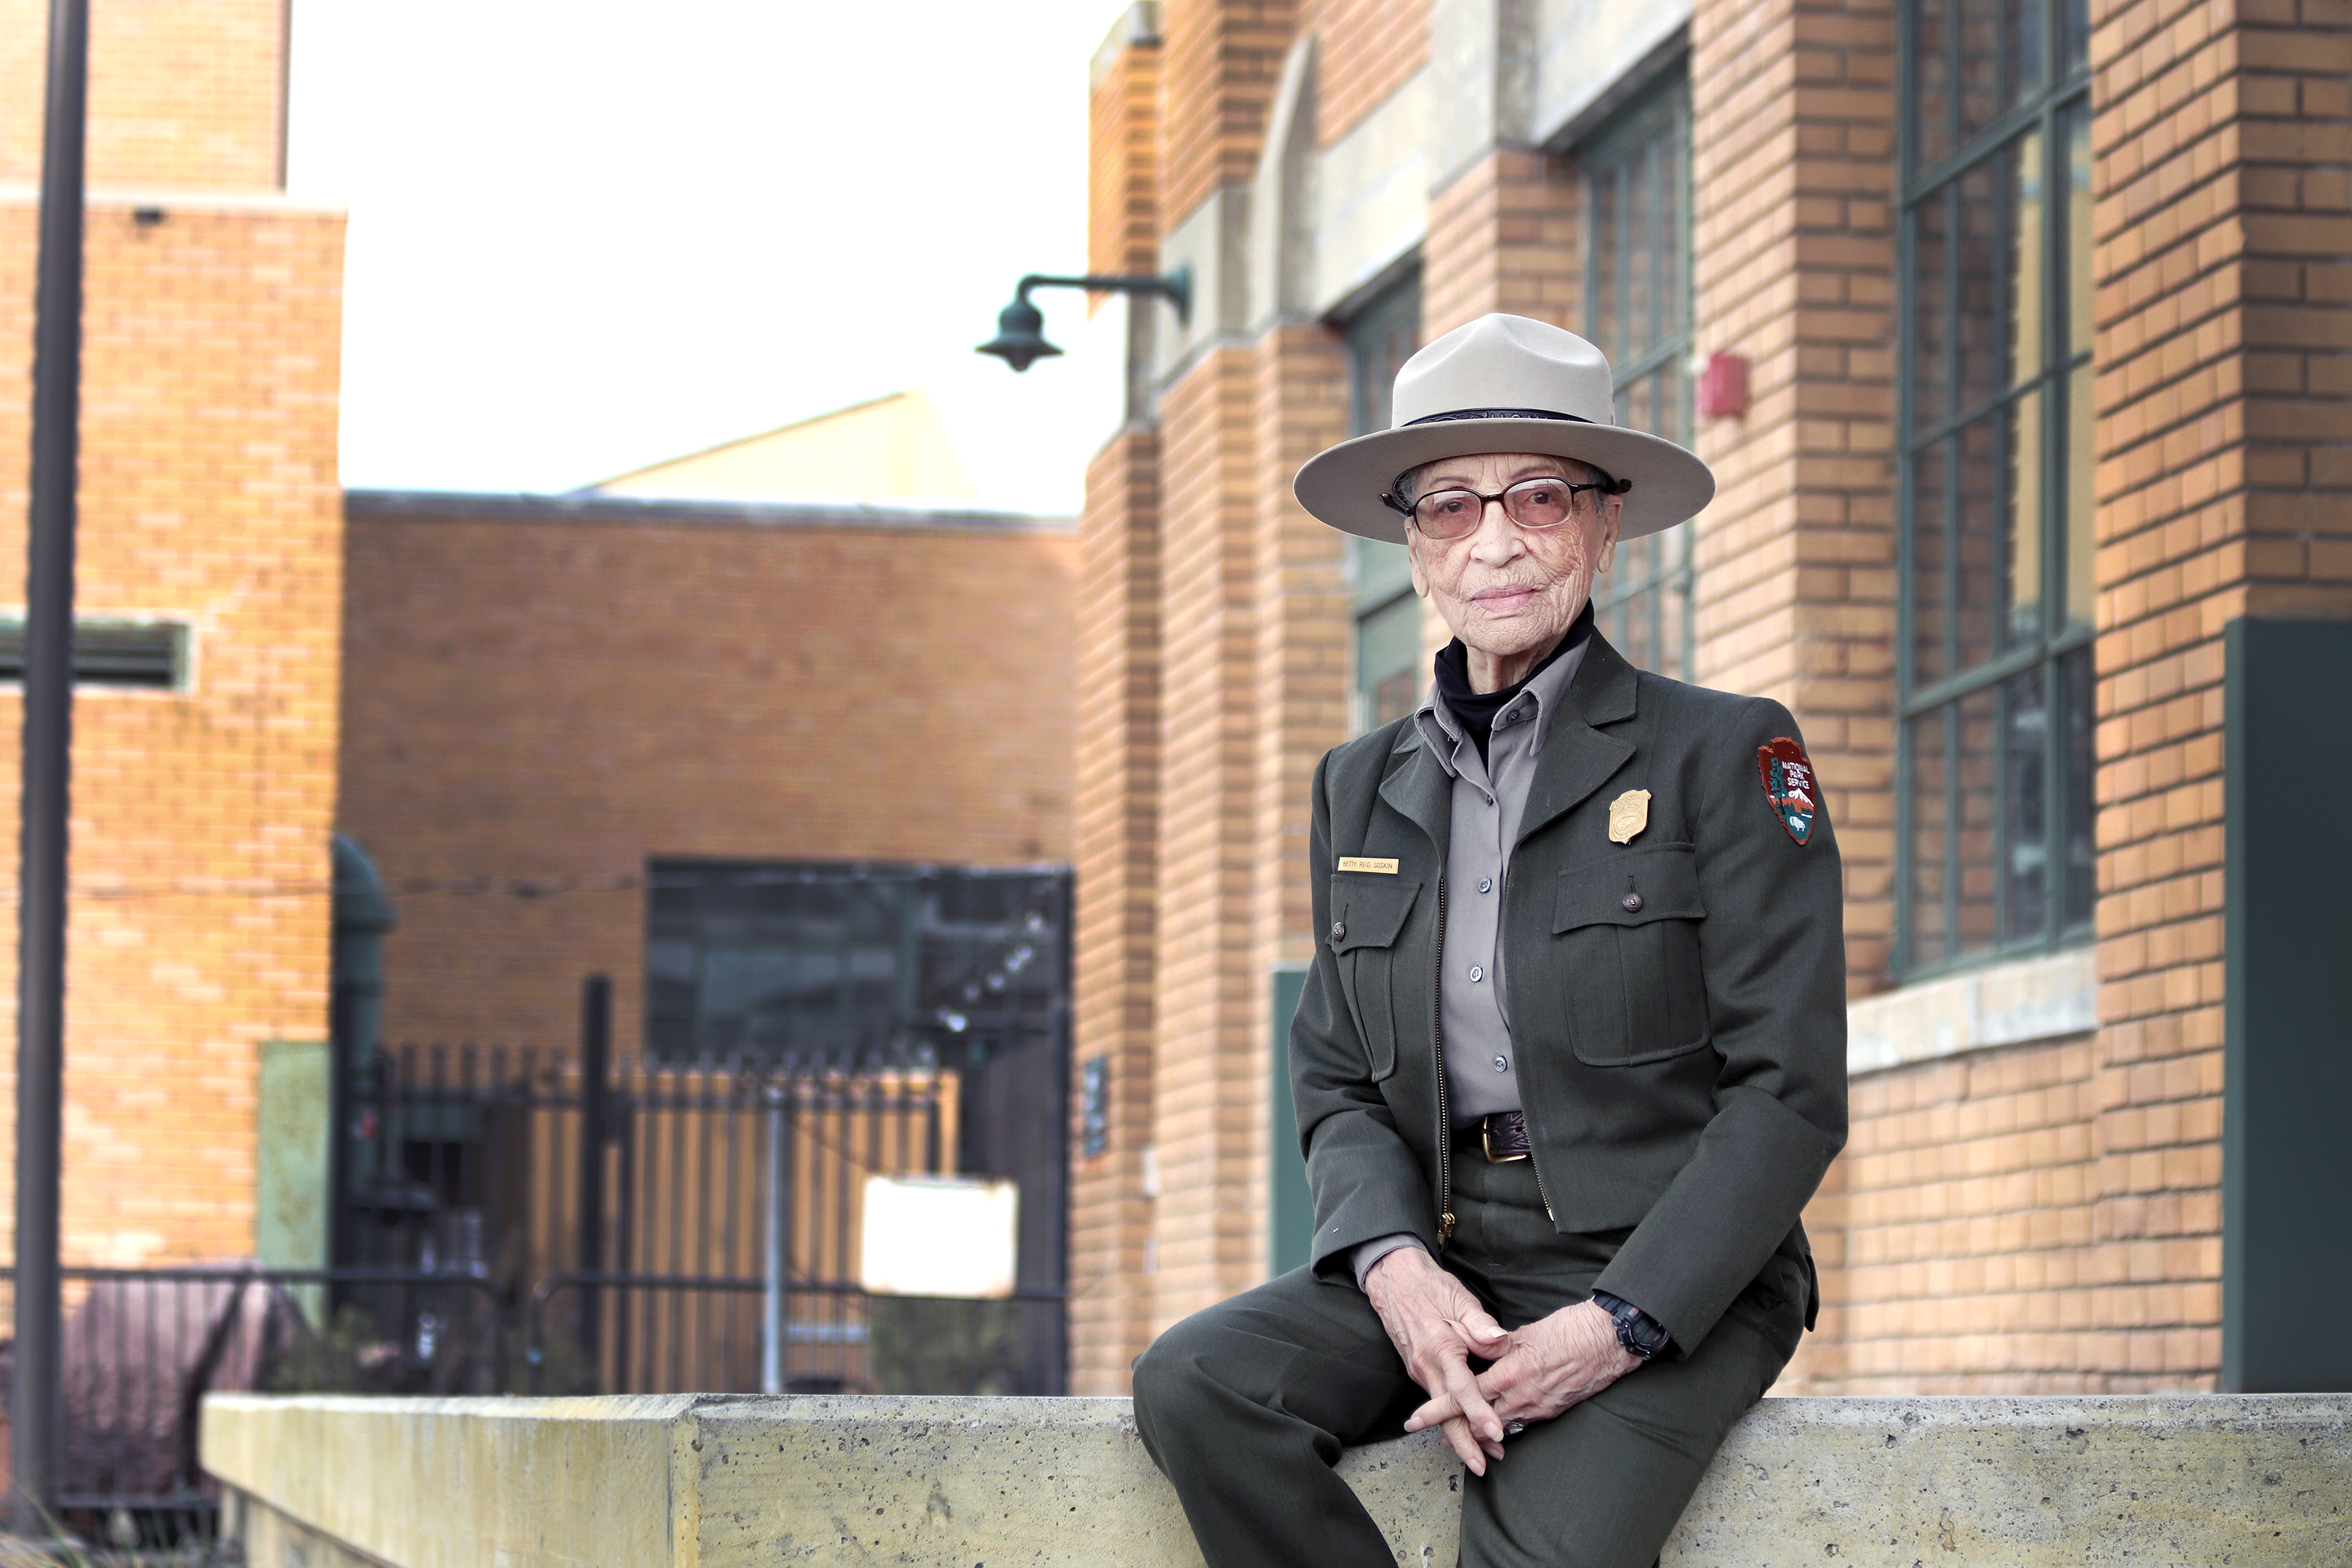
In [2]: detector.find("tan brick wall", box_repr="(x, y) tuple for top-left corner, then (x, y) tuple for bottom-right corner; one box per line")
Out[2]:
(1423, 147), (1580, 339)
(1090, 25), (1164, 295)
(337, 509), (1076, 1058)
(1159, 0), (1299, 227)
(0, 195), (345, 1267)
(1302, 0), (1430, 147)
(2078, 0), (2352, 1392)
(0, 0), (287, 189)
(1147, 350), (1267, 1332)
(1071, 431), (1165, 1394)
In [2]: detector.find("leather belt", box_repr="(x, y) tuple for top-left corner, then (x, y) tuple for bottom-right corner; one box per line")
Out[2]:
(1479, 1110), (1530, 1162)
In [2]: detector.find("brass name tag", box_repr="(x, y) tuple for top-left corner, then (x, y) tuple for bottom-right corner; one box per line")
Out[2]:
(1338, 857), (1400, 875)
(1608, 789), (1652, 844)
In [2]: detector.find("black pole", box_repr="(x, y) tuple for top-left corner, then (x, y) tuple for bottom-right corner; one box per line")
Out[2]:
(575, 974), (611, 1374)
(12, 0), (84, 1537)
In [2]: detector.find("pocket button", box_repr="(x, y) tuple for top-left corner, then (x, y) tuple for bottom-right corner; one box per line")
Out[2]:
(1332, 920), (1346, 939)
(1621, 893), (1643, 913)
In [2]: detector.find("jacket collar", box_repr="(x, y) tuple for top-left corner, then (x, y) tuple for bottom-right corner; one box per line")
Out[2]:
(1378, 626), (1641, 855)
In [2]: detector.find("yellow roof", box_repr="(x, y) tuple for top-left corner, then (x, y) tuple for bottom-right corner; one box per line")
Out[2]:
(591, 390), (979, 501)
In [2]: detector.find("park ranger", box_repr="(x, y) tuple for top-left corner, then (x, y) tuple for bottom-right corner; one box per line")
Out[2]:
(1131, 314), (1849, 1568)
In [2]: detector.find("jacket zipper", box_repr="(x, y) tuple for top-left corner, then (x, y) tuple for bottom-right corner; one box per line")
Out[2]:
(1499, 862), (1557, 1224)
(1432, 871), (1454, 1245)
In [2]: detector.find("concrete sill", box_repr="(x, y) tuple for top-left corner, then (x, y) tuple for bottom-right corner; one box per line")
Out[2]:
(203, 1390), (2352, 1567)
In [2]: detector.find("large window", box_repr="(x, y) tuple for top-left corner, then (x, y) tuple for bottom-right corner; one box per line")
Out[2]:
(1343, 273), (1425, 733)
(1897, 0), (2093, 974)
(1583, 76), (1695, 680)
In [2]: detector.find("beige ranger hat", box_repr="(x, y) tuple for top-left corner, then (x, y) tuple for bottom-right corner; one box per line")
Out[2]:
(1293, 313), (1715, 545)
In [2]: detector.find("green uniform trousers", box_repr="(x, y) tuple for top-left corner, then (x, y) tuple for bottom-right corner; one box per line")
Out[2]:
(1132, 1153), (1809, 1568)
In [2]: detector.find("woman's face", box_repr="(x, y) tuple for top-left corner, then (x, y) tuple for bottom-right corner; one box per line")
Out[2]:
(1405, 451), (1621, 670)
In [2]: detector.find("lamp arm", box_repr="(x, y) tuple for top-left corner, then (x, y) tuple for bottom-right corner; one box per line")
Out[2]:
(1016, 267), (1191, 325)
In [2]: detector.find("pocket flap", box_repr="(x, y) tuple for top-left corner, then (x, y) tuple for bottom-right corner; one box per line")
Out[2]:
(1552, 844), (1704, 933)
(1328, 875), (1422, 952)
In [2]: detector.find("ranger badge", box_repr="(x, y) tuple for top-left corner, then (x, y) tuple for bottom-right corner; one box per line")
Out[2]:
(1756, 737), (1818, 845)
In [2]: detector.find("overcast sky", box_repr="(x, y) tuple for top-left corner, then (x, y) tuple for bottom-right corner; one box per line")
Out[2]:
(285, 0), (1130, 514)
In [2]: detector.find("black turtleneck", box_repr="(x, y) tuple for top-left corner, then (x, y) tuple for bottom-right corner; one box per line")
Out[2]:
(1431, 601), (1595, 767)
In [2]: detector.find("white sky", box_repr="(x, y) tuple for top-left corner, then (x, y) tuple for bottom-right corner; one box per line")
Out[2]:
(285, 0), (1133, 514)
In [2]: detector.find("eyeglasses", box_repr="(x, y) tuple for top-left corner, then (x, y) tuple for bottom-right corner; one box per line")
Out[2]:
(1381, 476), (1615, 541)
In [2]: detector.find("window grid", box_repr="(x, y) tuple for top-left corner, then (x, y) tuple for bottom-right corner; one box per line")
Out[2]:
(1895, 0), (2094, 979)
(1582, 75), (1696, 683)
(1344, 272), (1425, 735)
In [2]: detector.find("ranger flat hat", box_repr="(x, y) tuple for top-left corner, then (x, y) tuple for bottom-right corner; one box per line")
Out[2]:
(1294, 313), (1715, 544)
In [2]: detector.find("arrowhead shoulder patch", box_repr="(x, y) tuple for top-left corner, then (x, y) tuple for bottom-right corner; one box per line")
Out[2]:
(1756, 737), (1818, 845)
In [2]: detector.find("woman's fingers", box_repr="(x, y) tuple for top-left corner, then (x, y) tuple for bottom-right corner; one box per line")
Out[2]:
(1454, 1307), (1509, 1349)
(1441, 1413), (1487, 1476)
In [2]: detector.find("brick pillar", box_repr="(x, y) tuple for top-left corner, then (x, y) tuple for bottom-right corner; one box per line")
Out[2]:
(1071, 430), (1165, 1394)
(1423, 148), (1581, 338)
(2085, 0), (2352, 1391)
(1687, 0), (1899, 1390)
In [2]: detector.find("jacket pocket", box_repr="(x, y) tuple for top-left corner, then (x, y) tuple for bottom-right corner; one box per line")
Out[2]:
(1329, 875), (1420, 1080)
(1551, 844), (1710, 1066)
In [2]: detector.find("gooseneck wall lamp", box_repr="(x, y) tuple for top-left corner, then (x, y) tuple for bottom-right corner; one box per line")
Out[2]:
(976, 267), (1192, 372)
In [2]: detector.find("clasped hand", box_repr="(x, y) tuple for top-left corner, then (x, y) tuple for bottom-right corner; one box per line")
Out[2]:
(1363, 1246), (1641, 1475)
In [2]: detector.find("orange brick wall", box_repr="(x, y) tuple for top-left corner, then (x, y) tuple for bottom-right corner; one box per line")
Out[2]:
(1302, 0), (1429, 147)
(1071, 432), (1165, 1394)
(1090, 21), (1164, 295)
(336, 506), (1076, 1058)
(1159, 0), (1299, 227)
(0, 0), (287, 189)
(2078, 0), (2352, 1391)
(0, 194), (345, 1268)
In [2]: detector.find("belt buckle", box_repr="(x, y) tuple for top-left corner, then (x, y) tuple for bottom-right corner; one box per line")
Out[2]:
(1481, 1115), (1530, 1164)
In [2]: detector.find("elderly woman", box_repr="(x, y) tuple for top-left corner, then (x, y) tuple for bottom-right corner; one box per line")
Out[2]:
(1131, 314), (1848, 1568)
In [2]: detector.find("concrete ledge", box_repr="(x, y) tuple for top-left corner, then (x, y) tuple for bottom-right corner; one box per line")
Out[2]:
(203, 1392), (2352, 1566)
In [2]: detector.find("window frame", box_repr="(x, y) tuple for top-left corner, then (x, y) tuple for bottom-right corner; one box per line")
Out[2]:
(1893, 0), (2096, 980)
(1340, 269), (1425, 736)
(1579, 71), (1698, 683)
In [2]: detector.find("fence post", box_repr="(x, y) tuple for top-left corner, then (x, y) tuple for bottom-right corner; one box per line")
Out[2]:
(762, 1075), (791, 1394)
(576, 974), (612, 1375)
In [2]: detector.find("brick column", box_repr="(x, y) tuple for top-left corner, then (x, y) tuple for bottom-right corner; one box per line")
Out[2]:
(2085, 0), (2352, 1390)
(1688, 0), (1899, 1390)
(1071, 430), (1166, 1393)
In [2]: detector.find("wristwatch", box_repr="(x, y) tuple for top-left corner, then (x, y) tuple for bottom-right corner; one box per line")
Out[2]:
(1590, 1290), (1670, 1361)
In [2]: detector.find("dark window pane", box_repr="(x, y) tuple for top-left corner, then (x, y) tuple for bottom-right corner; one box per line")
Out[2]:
(1959, 0), (2004, 140)
(1356, 591), (1424, 731)
(1954, 415), (2002, 674)
(1955, 687), (2002, 957)
(2065, 363), (2094, 630)
(1907, 707), (1953, 964)
(2005, 0), (2047, 113)
(2060, 644), (2096, 929)
(2062, 0), (2088, 73)
(1596, 522), (1691, 678)
(1911, 190), (1953, 427)
(1955, 155), (2002, 416)
(1347, 276), (1422, 436)
(1912, 0), (1954, 168)
(2000, 665), (2050, 943)
(2065, 100), (2092, 359)
(1910, 441), (1952, 688)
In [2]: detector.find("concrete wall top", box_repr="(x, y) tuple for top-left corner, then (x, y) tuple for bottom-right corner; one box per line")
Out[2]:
(206, 1391), (2352, 1567)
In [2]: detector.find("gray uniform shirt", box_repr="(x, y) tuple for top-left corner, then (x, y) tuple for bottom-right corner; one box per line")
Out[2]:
(1349, 634), (1590, 1286)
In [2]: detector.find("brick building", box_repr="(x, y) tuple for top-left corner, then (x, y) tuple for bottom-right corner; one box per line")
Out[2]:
(1067, 0), (2351, 1396)
(0, 0), (345, 1272)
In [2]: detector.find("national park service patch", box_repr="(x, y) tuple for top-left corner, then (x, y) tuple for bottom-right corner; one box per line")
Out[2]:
(1756, 737), (1818, 845)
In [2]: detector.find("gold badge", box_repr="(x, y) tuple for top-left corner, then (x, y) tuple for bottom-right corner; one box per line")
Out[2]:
(1607, 790), (1652, 844)
(1338, 857), (1399, 875)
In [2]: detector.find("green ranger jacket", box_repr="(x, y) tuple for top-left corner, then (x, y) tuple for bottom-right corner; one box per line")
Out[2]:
(1292, 629), (1849, 1356)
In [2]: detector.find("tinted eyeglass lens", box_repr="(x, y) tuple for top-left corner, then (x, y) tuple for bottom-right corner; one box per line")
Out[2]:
(1410, 479), (1579, 540)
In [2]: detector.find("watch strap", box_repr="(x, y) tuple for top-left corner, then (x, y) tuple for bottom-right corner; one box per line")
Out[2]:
(1591, 1290), (1669, 1360)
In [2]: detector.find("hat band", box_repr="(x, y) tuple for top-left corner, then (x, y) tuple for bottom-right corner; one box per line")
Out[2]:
(1402, 407), (1592, 427)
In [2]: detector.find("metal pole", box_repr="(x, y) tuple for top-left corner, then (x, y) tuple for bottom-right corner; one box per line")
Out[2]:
(575, 975), (610, 1376)
(761, 1085), (785, 1394)
(13, 0), (86, 1537)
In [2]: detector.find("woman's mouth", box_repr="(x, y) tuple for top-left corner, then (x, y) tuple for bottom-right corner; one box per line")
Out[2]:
(1472, 585), (1540, 615)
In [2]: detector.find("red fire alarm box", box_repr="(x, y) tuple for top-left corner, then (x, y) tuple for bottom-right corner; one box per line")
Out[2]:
(1696, 352), (1749, 420)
